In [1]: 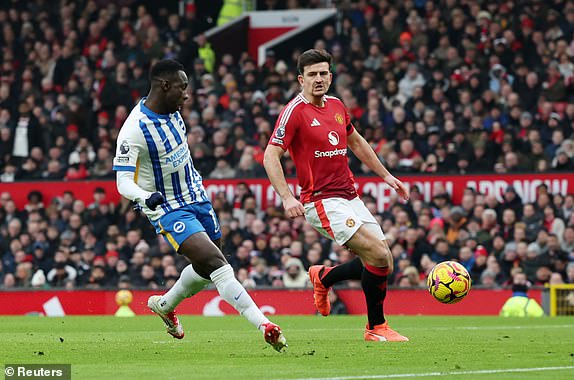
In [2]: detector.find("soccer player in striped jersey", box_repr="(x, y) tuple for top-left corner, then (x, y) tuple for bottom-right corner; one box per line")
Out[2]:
(113, 59), (286, 351)
(264, 49), (409, 342)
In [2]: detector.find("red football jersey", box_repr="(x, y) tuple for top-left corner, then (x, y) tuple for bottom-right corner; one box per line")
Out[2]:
(269, 93), (357, 203)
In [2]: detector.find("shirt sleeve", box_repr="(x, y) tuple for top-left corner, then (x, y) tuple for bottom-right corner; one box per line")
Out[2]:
(344, 105), (355, 136)
(116, 170), (152, 203)
(113, 122), (145, 172)
(268, 103), (299, 151)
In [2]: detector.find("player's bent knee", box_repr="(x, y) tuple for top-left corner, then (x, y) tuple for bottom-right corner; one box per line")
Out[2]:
(366, 241), (393, 269)
(193, 256), (228, 278)
(363, 251), (388, 268)
(202, 253), (228, 273)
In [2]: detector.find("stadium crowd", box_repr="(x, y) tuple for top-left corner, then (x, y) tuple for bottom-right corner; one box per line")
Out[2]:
(1, 0), (574, 290)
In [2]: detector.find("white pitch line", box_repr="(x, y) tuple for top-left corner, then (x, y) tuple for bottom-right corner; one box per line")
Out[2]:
(447, 324), (574, 331)
(300, 324), (574, 332)
(279, 366), (574, 380)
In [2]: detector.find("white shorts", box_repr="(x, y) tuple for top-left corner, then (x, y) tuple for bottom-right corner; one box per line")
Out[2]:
(304, 197), (386, 246)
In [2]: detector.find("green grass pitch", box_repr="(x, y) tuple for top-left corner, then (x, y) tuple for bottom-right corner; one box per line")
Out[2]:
(0, 315), (573, 379)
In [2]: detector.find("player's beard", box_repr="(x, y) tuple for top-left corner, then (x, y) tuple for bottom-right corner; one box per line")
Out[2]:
(312, 85), (328, 97)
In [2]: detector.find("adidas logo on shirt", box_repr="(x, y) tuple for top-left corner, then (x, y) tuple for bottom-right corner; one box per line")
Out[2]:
(311, 118), (321, 127)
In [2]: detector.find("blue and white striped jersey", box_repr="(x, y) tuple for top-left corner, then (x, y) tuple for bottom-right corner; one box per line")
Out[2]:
(113, 98), (209, 220)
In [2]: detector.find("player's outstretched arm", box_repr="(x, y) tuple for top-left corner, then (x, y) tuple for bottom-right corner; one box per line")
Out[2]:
(347, 131), (409, 201)
(263, 144), (305, 218)
(116, 170), (155, 206)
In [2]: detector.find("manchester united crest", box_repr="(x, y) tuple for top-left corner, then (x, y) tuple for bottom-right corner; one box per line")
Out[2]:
(334, 113), (344, 125)
(346, 218), (355, 228)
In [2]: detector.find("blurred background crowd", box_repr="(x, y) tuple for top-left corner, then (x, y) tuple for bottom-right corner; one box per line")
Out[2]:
(1, 0), (574, 291)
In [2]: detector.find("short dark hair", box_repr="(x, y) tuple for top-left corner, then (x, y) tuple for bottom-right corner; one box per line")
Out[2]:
(297, 49), (332, 75)
(149, 59), (184, 82)
(27, 190), (43, 202)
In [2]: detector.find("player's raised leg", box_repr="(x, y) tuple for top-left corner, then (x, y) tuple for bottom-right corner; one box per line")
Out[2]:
(309, 257), (363, 315)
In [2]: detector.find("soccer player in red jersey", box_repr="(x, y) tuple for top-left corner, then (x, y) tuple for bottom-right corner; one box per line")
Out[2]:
(264, 49), (409, 342)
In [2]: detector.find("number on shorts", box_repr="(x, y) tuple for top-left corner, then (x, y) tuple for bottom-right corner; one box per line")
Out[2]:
(209, 208), (220, 233)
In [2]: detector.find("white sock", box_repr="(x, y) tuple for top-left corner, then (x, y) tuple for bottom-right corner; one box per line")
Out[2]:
(210, 264), (270, 331)
(160, 264), (210, 312)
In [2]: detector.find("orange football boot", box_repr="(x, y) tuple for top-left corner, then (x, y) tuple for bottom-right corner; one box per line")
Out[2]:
(308, 265), (332, 316)
(364, 322), (409, 342)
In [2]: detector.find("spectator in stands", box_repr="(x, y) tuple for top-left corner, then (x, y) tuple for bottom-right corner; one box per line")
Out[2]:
(282, 257), (308, 288)
(562, 226), (574, 255)
(46, 251), (77, 287)
(327, 290), (348, 315)
(566, 263), (574, 284)
(470, 245), (488, 282)
(479, 269), (497, 287)
(249, 257), (271, 287)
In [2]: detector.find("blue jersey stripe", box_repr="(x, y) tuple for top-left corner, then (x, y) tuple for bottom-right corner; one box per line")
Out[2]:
(170, 172), (186, 207)
(183, 162), (197, 203)
(113, 165), (136, 172)
(166, 118), (183, 145)
(189, 158), (208, 202)
(139, 121), (171, 213)
(151, 118), (173, 153)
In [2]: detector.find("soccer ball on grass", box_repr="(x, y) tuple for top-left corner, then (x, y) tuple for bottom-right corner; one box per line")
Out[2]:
(427, 261), (471, 304)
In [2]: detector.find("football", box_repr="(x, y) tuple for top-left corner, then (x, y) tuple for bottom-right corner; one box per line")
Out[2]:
(115, 290), (133, 306)
(427, 261), (471, 304)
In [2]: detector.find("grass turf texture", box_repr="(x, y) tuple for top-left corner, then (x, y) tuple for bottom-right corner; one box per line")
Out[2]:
(0, 315), (573, 380)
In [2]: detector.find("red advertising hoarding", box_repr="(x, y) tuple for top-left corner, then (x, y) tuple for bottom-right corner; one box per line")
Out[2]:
(3, 173), (573, 213)
(0, 288), (539, 316)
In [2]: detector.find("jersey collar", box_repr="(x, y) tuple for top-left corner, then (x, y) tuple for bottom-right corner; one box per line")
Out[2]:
(140, 97), (171, 120)
(298, 93), (328, 106)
